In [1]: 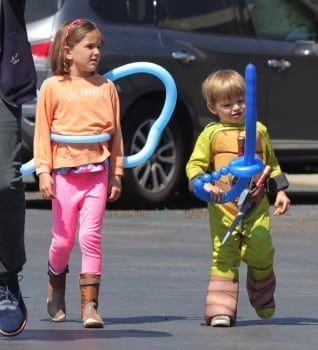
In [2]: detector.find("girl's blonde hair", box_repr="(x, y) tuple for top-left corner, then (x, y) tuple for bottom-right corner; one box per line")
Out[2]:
(51, 19), (103, 75)
(202, 69), (245, 106)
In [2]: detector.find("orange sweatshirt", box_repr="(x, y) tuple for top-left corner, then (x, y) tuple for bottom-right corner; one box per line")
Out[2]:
(34, 74), (123, 176)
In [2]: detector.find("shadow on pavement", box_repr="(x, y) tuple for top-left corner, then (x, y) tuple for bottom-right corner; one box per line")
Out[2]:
(287, 191), (318, 205)
(236, 316), (318, 327)
(8, 316), (188, 341)
(11, 328), (172, 341)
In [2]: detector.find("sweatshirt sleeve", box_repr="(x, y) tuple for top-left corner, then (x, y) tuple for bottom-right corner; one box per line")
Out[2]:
(107, 83), (124, 176)
(33, 80), (54, 175)
(257, 122), (283, 178)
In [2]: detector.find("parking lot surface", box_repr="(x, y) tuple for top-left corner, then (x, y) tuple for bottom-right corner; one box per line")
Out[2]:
(1, 200), (318, 349)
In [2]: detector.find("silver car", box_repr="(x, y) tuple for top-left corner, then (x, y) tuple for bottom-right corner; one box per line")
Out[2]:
(23, 0), (318, 208)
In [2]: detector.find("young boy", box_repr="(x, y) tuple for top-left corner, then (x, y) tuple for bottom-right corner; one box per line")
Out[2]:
(186, 69), (290, 327)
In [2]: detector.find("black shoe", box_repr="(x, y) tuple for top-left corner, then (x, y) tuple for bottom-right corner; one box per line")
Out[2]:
(0, 275), (27, 337)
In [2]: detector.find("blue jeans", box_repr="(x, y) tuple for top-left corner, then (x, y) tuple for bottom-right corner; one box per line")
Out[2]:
(0, 98), (26, 275)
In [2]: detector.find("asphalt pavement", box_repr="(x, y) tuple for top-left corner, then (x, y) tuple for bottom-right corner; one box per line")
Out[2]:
(1, 174), (318, 349)
(21, 173), (318, 206)
(286, 173), (318, 191)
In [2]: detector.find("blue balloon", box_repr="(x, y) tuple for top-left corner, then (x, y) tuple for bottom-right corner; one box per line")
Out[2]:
(20, 62), (177, 176)
(50, 133), (111, 144)
(20, 159), (35, 177)
(103, 62), (177, 168)
(193, 63), (264, 203)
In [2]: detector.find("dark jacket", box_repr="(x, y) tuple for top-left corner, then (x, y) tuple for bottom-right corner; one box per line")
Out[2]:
(0, 0), (36, 107)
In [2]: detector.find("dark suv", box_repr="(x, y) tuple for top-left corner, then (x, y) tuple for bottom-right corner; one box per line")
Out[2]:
(24, 0), (318, 207)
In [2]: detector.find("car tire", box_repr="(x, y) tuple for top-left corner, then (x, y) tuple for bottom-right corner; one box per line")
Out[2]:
(117, 100), (187, 209)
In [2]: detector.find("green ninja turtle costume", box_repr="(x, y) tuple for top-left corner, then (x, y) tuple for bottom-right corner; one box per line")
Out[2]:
(186, 120), (289, 326)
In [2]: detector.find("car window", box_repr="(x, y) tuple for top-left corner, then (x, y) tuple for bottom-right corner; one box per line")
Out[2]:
(247, 0), (318, 41)
(25, 0), (59, 23)
(90, 0), (155, 24)
(157, 0), (240, 35)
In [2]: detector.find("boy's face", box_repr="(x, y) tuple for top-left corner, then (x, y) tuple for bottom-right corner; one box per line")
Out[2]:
(208, 96), (245, 124)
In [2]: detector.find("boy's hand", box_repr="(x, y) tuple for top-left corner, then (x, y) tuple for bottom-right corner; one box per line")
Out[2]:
(273, 190), (290, 215)
(248, 185), (266, 204)
(203, 182), (225, 203)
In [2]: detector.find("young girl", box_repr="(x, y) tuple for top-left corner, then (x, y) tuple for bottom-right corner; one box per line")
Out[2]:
(33, 19), (123, 328)
(186, 69), (290, 327)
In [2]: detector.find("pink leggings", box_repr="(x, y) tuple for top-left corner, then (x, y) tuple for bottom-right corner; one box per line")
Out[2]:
(49, 170), (108, 275)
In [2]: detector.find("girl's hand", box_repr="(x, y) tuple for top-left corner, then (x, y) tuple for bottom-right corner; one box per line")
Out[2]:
(107, 175), (122, 202)
(273, 190), (291, 215)
(203, 182), (225, 203)
(39, 172), (55, 199)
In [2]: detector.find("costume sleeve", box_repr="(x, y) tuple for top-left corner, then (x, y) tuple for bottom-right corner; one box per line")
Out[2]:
(186, 128), (212, 180)
(258, 122), (289, 192)
(33, 80), (54, 175)
(259, 123), (282, 178)
(107, 83), (124, 176)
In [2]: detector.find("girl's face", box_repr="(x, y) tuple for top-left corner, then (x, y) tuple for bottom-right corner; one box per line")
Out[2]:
(208, 96), (246, 124)
(65, 29), (103, 77)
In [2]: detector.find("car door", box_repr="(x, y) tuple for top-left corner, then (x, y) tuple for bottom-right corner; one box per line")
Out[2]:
(156, 0), (268, 131)
(158, 0), (318, 164)
(245, 0), (318, 159)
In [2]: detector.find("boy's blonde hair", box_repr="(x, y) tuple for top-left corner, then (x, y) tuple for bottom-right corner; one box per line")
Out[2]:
(51, 19), (103, 75)
(202, 69), (245, 106)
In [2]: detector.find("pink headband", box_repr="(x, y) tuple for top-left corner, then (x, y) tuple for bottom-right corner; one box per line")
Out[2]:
(64, 18), (85, 44)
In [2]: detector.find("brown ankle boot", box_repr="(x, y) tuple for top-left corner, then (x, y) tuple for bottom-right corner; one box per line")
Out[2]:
(79, 274), (104, 328)
(47, 270), (66, 322)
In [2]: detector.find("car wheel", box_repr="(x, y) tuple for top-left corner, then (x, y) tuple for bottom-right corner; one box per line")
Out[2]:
(119, 101), (186, 208)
